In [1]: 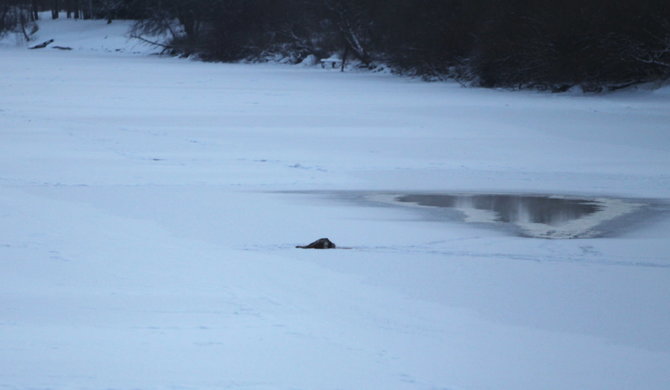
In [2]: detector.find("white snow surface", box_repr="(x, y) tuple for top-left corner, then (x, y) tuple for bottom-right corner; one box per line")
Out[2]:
(1, 18), (670, 390)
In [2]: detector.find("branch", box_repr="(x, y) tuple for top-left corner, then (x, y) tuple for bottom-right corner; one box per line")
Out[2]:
(129, 34), (173, 50)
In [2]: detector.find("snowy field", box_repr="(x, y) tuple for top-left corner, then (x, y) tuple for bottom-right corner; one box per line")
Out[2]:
(2, 17), (670, 390)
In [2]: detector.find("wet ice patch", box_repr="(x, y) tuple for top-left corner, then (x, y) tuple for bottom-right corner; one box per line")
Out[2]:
(374, 193), (645, 239)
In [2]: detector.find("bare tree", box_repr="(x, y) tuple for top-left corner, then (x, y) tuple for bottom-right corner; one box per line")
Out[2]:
(323, 0), (375, 66)
(51, 0), (59, 19)
(0, 1), (38, 41)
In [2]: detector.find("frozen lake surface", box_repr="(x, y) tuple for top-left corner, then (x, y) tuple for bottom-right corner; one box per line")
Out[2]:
(2, 16), (670, 390)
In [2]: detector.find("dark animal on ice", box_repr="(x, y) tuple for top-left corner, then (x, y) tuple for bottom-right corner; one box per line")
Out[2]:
(296, 238), (336, 249)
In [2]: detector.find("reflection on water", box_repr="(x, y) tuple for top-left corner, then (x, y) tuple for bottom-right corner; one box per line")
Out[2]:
(399, 194), (600, 225)
(394, 193), (642, 239)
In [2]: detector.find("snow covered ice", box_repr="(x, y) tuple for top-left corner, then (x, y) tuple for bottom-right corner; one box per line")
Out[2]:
(1, 17), (670, 390)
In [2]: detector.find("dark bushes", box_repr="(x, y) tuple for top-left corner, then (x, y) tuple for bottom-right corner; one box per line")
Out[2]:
(5, 0), (670, 90)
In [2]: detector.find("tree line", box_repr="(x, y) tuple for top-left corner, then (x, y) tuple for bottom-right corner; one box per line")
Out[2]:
(3, 0), (670, 91)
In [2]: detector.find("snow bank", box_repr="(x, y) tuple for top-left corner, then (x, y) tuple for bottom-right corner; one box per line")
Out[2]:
(0, 12), (162, 55)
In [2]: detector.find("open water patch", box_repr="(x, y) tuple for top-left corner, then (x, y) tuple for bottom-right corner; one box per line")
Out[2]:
(368, 193), (654, 239)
